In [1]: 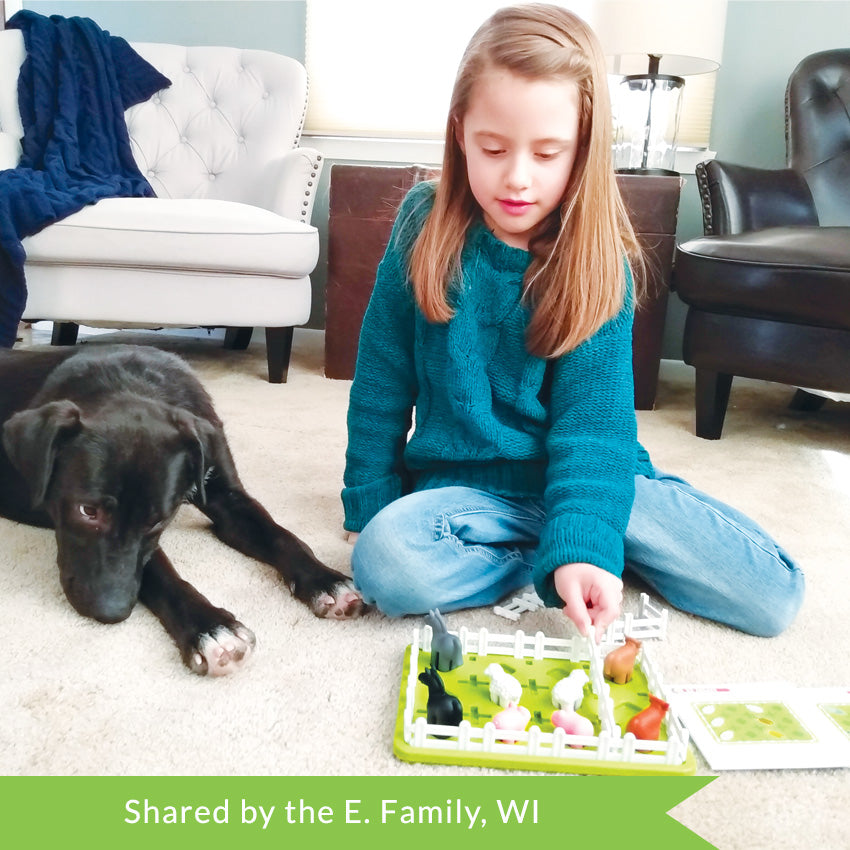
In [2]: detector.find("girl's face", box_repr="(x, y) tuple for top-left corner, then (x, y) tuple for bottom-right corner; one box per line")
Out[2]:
(457, 68), (581, 251)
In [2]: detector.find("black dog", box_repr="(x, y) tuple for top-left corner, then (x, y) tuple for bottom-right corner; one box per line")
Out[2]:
(0, 345), (362, 675)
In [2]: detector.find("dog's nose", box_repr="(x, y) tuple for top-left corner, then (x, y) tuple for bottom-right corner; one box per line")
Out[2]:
(62, 574), (135, 623)
(90, 601), (134, 624)
(71, 593), (134, 624)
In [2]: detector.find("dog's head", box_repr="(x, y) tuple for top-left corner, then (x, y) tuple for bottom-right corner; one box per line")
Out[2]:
(2, 397), (215, 623)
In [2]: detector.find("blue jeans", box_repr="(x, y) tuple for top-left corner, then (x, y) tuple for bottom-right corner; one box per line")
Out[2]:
(350, 473), (805, 637)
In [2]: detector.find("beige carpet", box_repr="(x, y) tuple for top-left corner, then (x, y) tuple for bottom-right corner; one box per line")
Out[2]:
(3, 325), (849, 849)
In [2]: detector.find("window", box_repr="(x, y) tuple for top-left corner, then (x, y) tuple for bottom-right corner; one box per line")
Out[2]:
(306, 1), (592, 138)
(306, 0), (721, 151)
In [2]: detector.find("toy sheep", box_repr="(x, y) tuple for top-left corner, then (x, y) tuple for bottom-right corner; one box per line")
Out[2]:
(484, 662), (522, 708)
(425, 609), (463, 672)
(551, 668), (590, 712)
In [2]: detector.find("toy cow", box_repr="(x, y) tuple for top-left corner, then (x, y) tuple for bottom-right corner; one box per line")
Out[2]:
(604, 636), (642, 684)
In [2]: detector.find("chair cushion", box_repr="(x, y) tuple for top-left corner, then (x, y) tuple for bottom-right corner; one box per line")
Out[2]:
(23, 197), (318, 278)
(676, 226), (850, 331)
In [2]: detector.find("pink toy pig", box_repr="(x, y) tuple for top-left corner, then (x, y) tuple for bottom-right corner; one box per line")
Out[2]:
(493, 702), (531, 740)
(551, 709), (594, 747)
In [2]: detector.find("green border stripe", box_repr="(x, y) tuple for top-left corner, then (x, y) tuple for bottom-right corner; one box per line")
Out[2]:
(1, 775), (716, 849)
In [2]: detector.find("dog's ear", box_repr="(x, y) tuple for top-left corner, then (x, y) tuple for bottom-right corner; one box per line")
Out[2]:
(169, 409), (216, 505)
(2, 400), (82, 507)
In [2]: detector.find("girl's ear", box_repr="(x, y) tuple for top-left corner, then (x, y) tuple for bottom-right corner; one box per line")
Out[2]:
(453, 118), (466, 154)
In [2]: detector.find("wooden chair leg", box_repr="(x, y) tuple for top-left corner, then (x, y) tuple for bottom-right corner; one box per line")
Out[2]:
(51, 321), (79, 346)
(694, 369), (733, 439)
(265, 327), (294, 383)
(224, 327), (253, 350)
(788, 388), (827, 412)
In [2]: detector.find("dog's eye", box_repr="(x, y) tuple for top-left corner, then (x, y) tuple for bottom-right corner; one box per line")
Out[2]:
(78, 504), (98, 521)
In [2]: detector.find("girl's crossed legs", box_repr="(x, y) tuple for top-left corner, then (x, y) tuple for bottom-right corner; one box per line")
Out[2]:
(351, 475), (804, 637)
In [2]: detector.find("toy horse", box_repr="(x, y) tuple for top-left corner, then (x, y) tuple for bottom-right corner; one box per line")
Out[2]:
(418, 666), (463, 730)
(627, 694), (669, 741)
(604, 636), (642, 684)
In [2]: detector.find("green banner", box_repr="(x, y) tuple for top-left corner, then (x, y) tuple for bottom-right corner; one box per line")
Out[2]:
(1, 775), (716, 849)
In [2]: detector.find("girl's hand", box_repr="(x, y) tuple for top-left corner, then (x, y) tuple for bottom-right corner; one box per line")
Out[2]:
(553, 562), (623, 642)
(345, 531), (360, 545)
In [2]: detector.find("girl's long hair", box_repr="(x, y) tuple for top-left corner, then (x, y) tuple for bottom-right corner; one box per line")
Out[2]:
(408, 3), (642, 358)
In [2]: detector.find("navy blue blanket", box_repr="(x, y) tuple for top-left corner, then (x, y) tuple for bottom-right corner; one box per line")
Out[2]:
(0, 11), (171, 346)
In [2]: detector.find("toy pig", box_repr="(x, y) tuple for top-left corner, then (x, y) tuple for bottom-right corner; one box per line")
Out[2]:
(604, 636), (642, 684)
(626, 694), (669, 741)
(551, 709), (594, 748)
(425, 608), (463, 671)
(493, 702), (531, 740)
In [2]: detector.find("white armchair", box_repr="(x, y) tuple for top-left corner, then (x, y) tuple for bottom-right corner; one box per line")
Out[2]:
(0, 31), (324, 382)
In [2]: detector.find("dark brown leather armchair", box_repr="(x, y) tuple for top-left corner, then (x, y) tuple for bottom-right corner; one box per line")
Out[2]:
(674, 49), (850, 438)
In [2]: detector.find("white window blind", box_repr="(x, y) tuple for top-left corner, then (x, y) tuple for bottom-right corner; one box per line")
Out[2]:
(305, 1), (530, 137)
(677, 71), (717, 149)
(306, 0), (721, 149)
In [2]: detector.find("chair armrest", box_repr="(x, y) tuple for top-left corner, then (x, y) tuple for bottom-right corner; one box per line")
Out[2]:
(696, 159), (818, 235)
(257, 146), (325, 224)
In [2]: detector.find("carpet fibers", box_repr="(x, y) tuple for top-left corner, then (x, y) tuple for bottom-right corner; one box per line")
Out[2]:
(2, 326), (848, 849)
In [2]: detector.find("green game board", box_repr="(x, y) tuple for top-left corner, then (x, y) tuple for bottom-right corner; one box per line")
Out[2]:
(692, 701), (815, 744)
(818, 703), (850, 740)
(393, 641), (696, 776)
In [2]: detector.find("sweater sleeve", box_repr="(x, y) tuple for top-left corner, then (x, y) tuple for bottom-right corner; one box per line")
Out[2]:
(533, 270), (638, 607)
(341, 184), (430, 531)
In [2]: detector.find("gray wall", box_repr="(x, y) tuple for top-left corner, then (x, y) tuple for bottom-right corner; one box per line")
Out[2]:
(22, 1), (305, 59)
(713, 0), (850, 168)
(17, 1), (850, 353)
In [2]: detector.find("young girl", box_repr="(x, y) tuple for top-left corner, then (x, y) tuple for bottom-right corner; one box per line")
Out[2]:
(342, 4), (804, 640)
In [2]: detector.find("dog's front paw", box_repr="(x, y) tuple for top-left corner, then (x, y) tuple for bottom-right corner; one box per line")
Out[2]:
(311, 582), (364, 620)
(188, 624), (256, 676)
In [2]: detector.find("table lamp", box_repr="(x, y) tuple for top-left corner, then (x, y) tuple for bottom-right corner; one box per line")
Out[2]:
(592, 0), (727, 175)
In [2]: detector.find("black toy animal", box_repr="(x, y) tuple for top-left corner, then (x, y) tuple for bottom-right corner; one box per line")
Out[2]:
(418, 665), (464, 731)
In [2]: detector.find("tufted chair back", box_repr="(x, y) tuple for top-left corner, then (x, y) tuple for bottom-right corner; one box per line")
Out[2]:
(0, 28), (324, 383)
(0, 32), (315, 221)
(677, 47), (850, 437)
(786, 48), (850, 226)
(128, 42), (310, 216)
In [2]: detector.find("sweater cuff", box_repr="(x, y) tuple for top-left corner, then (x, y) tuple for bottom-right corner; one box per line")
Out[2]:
(341, 474), (404, 532)
(533, 513), (625, 607)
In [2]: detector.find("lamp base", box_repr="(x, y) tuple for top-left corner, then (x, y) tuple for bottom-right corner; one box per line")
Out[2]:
(614, 73), (684, 173)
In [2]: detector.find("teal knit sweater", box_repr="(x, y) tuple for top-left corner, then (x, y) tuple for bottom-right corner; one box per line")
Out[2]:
(342, 181), (655, 607)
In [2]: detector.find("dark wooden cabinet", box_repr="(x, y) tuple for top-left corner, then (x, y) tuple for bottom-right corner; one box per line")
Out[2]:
(325, 164), (680, 410)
